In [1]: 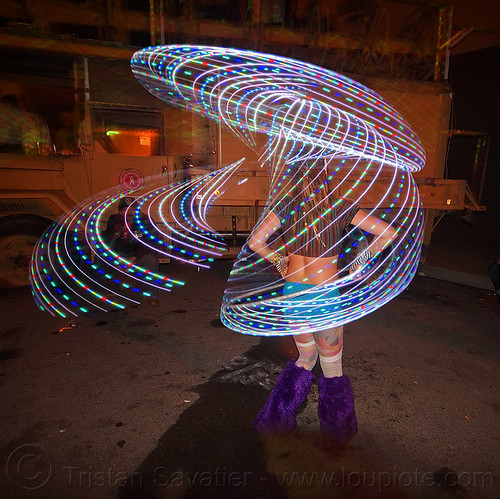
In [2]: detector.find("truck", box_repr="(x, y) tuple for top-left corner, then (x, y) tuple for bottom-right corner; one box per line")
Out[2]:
(0, 51), (483, 288)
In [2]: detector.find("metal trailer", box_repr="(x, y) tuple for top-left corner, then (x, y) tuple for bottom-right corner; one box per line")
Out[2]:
(0, 56), (485, 287)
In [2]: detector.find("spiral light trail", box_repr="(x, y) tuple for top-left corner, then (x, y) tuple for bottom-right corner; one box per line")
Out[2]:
(31, 45), (425, 335)
(29, 163), (239, 317)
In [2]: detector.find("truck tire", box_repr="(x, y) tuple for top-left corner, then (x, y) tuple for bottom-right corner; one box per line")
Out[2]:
(0, 215), (52, 288)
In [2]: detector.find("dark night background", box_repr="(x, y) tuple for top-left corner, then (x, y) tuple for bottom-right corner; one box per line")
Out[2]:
(448, 44), (500, 232)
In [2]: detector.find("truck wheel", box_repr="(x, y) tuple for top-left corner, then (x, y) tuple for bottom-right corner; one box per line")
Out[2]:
(0, 215), (52, 288)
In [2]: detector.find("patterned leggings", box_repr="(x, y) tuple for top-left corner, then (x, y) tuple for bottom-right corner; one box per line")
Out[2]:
(283, 281), (343, 377)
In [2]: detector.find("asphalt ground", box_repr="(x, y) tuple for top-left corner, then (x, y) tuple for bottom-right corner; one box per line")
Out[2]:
(0, 260), (499, 498)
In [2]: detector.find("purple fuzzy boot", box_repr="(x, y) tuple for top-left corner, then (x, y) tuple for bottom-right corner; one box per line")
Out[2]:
(317, 375), (358, 444)
(253, 360), (315, 434)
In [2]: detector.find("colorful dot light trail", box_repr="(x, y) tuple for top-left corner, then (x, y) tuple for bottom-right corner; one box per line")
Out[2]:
(29, 163), (240, 317)
(130, 44), (425, 336)
(31, 44), (425, 335)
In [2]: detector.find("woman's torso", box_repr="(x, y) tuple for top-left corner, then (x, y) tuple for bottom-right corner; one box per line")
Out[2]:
(285, 254), (339, 285)
(277, 197), (358, 259)
(277, 196), (359, 284)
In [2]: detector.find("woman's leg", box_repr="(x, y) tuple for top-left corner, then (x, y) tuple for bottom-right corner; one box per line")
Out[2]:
(253, 285), (317, 433)
(314, 326), (357, 444)
(252, 359), (315, 433)
(293, 333), (319, 370)
(313, 326), (343, 377)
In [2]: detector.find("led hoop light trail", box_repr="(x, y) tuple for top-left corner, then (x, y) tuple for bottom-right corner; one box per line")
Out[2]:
(29, 164), (239, 317)
(31, 44), (425, 330)
(130, 44), (425, 336)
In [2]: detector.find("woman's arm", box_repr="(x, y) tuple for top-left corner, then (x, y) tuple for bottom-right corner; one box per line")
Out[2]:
(248, 210), (289, 277)
(248, 210), (283, 262)
(351, 209), (398, 254)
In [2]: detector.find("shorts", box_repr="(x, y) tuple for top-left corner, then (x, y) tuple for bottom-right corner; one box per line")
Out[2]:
(282, 281), (341, 321)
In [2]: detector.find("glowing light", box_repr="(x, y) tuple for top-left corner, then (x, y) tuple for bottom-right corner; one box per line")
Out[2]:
(128, 44), (425, 336)
(31, 44), (425, 333)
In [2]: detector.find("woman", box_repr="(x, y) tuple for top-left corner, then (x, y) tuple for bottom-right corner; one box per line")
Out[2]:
(248, 165), (397, 444)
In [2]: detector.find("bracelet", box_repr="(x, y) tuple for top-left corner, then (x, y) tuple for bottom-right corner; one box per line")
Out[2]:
(348, 249), (374, 272)
(269, 253), (287, 275)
